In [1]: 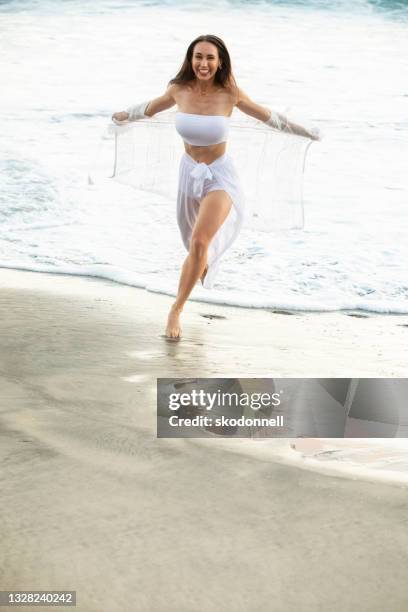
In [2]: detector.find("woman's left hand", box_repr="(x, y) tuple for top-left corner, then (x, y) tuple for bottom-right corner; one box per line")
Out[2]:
(309, 127), (322, 141)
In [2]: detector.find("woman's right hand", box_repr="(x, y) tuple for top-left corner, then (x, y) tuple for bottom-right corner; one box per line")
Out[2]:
(111, 111), (129, 123)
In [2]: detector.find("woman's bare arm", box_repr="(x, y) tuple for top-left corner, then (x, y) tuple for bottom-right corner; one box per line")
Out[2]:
(236, 88), (271, 122)
(236, 88), (320, 140)
(144, 85), (177, 116)
(112, 85), (177, 122)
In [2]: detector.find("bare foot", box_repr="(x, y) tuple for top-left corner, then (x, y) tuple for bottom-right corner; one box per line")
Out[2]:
(165, 305), (182, 339)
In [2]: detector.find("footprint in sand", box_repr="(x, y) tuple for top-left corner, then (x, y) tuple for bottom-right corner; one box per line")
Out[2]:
(269, 309), (298, 316)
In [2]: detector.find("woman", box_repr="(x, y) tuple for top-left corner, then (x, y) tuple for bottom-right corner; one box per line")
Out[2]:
(112, 34), (320, 339)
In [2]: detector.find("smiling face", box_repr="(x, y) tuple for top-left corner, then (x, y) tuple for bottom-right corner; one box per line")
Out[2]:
(191, 41), (220, 82)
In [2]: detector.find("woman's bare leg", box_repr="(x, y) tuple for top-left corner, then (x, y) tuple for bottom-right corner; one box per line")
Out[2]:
(166, 190), (232, 338)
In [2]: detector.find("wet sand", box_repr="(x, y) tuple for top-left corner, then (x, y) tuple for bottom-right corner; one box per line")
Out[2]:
(1, 268), (408, 612)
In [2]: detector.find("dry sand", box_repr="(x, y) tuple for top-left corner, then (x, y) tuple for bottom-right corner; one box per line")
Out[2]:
(1, 268), (408, 612)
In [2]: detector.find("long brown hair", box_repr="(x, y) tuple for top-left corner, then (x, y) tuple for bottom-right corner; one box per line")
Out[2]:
(169, 35), (236, 89)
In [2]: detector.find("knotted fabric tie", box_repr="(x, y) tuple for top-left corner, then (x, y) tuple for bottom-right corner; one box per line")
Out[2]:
(190, 162), (213, 199)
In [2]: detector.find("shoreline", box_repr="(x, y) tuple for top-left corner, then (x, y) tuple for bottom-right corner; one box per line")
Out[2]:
(1, 263), (407, 316)
(1, 267), (407, 377)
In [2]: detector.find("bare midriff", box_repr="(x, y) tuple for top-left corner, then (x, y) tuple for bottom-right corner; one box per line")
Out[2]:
(184, 141), (227, 165)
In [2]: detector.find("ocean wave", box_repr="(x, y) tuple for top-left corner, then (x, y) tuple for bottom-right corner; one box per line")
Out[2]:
(1, 0), (408, 19)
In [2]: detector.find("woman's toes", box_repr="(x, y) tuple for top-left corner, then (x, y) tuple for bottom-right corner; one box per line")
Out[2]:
(165, 309), (182, 339)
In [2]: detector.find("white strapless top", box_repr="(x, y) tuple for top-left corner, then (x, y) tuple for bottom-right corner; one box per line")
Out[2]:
(175, 112), (230, 146)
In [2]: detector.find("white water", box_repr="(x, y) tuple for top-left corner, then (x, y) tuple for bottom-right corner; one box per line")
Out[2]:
(1, 0), (407, 311)
(290, 438), (408, 485)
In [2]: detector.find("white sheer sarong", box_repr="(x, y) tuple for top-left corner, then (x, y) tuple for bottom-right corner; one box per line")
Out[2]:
(177, 152), (245, 289)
